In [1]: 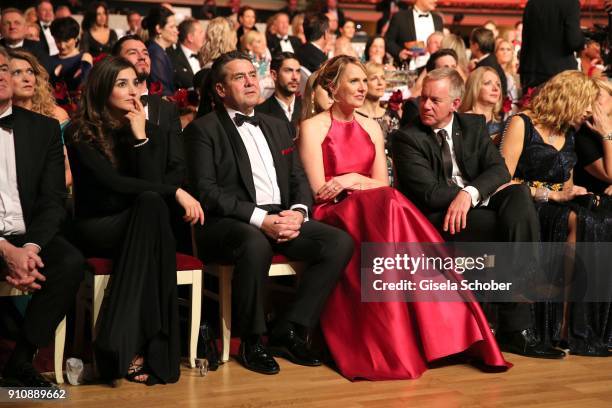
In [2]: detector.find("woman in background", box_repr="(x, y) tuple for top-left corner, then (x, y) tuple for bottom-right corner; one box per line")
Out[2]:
(495, 39), (520, 115)
(142, 6), (178, 96)
(291, 14), (306, 45)
(80, 1), (118, 57)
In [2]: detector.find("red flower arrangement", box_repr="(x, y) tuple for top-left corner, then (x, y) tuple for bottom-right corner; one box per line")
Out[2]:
(53, 81), (80, 117)
(167, 88), (199, 110)
(387, 89), (404, 113)
(518, 87), (537, 109)
(502, 96), (512, 114)
(149, 81), (164, 96)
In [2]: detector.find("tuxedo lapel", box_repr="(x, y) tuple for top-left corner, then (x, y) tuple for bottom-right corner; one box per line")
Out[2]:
(451, 115), (468, 178)
(177, 48), (194, 75)
(216, 109), (257, 202)
(12, 108), (32, 217)
(145, 94), (161, 125)
(291, 98), (302, 125)
(406, 9), (417, 42)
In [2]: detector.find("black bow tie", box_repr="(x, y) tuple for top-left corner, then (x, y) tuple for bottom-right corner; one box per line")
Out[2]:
(42, 24), (50, 29)
(0, 114), (14, 131)
(279, 36), (289, 42)
(190, 53), (199, 59)
(234, 113), (260, 127)
(418, 13), (430, 18)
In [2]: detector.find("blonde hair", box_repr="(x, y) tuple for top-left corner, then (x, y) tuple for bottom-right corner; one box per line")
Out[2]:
(529, 70), (598, 134)
(240, 30), (264, 53)
(8, 49), (57, 118)
(441, 34), (468, 73)
(460, 66), (502, 121)
(291, 13), (305, 38)
(317, 55), (367, 99)
(592, 77), (612, 96)
(364, 61), (384, 77)
(201, 17), (237, 66)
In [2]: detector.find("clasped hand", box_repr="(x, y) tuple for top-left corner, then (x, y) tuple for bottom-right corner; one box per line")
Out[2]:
(316, 175), (357, 202)
(262, 210), (304, 243)
(1, 244), (46, 292)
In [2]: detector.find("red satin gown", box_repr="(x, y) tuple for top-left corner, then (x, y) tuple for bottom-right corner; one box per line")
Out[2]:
(314, 115), (511, 380)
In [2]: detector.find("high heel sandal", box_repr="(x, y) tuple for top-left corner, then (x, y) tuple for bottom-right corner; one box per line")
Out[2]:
(125, 357), (150, 385)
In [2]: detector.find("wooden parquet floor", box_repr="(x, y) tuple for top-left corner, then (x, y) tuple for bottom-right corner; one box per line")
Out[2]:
(20, 352), (612, 408)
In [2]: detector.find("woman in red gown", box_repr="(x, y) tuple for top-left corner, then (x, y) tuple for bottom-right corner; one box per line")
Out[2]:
(298, 56), (510, 380)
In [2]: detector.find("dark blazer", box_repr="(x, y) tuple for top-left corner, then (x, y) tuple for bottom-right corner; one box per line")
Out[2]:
(267, 34), (302, 56)
(37, 21), (53, 55)
(519, 0), (584, 89)
(295, 42), (327, 73)
(392, 113), (510, 213)
(183, 108), (312, 223)
(0, 38), (49, 70)
(142, 93), (186, 187)
(255, 95), (302, 129)
(476, 53), (508, 102)
(167, 45), (198, 90)
(3, 106), (66, 248)
(147, 41), (175, 96)
(384, 8), (444, 59)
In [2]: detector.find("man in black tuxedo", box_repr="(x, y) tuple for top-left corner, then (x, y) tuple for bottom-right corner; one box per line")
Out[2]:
(0, 48), (84, 387)
(295, 13), (330, 73)
(167, 18), (205, 90)
(384, 0), (443, 65)
(0, 8), (49, 69)
(267, 13), (302, 56)
(35, 0), (58, 56)
(392, 68), (565, 359)
(470, 27), (508, 101)
(184, 51), (353, 375)
(321, 0), (345, 28)
(519, 0), (585, 91)
(256, 52), (302, 130)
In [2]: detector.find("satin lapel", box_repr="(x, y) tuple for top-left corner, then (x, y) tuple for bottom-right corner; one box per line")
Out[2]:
(292, 98), (302, 125)
(12, 108), (31, 217)
(259, 118), (288, 206)
(146, 94), (161, 125)
(270, 98), (288, 123)
(407, 10), (417, 42)
(216, 109), (257, 202)
(451, 115), (468, 178)
(178, 49), (195, 75)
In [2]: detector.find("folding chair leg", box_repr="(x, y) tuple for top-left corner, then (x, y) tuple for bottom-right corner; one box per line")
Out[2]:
(188, 270), (202, 368)
(219, 268), (232, 362)
(54, 317), (66, 384)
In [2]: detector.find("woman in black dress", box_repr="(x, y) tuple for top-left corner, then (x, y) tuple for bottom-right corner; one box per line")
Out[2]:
(501, 70), (612, 356)
(142, 6), (178, 96)
(65, 57), (204, 385)
(80, 1), (118, 58)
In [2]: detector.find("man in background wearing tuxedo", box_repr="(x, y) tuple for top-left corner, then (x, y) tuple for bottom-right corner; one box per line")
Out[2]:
(267, 13), (302, 56)
(256, 52), (302, 131)
(35, 0), (58, 56)
(168, 18), (205, 91)
(0, 47), (84, 387)
(392, 68), (565, 360)
(0, 8), (48, 69)
(296, 13), (330, 73)
(184, 51), (353, 375)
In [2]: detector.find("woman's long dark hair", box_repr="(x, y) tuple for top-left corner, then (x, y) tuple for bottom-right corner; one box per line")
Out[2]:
(70, 56), (136, 165)
(82, 1), (109, 32)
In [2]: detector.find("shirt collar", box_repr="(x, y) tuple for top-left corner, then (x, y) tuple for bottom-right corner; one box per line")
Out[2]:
(433, 113), (454, 138)
(413, 6), (431, 17)
(274, 95), (295, 111)
(477, 53), (490, 63)
(0, 105), (13, 119)
(311, 42), (324, 52)
(226, 106), (255, 121)
(6, 40), (25, 48)
(180, 44), (197, 59)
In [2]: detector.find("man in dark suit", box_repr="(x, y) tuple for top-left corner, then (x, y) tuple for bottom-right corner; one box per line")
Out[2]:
(321, 0), (345, 28)
(167, 18), (205, 90)
(384, 0), (443, 65)
(35, 0), (58, 56)
(295, 13), (330, 73)
(470, 27), (508, 101)
(0, 8), (49, 69)
(184, 51), (353, 375)
(519, 0), (585, 91)
(256, 52), (302, 130)
(0, 47), (84, 387)
(392, 68), (565, 359)
(267, 12), (302, 56)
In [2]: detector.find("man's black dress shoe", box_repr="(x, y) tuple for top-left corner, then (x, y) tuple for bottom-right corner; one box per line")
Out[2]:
(268, 327), (322, 367)
(1, 362), (58, 388)
(498, 329), (566, 359)
(238, 340), (280, 375)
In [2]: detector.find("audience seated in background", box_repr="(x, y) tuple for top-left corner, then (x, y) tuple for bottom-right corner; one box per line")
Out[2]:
(125, 10), (143, 38)
(363, 35), (395, 69)
(184, 51), (353, 376)
(334, 19), (358, 58)
(393, 68), (565, 360)
(495, 39), (521, 115)
(291, 13), (306, 45)
(267, 12), (302, 56)
(459, 66), (504, 145)
(300, 68), (333, 122)
(65, 56), (204, 386)
(296, 13), (331, 73)
(500, 70), (612, 357)
(0, 8), (48, 69)
(142, 6), (177, 96)
(241, 30), (274, 101)
(256, 52), (302, 129)
(236, 6), (258, 49)
(440, 33), (469, 79)
(79, 1), (118, 58)
(36, 0), (59, 56)
(0, 46), (85, 389)
(470, 27), (508, 101)
(167, 18), (205, 91)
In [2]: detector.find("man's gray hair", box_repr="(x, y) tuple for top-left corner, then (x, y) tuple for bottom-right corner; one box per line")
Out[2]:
(423, 67), (465, 100)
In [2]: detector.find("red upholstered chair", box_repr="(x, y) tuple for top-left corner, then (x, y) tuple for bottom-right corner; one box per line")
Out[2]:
(75, 253), (203, 368)
(0, 281), (66, 384)
(204, 254), (304, 362)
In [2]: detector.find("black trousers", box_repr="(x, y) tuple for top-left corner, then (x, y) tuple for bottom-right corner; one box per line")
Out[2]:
(195, 217), (354, 336)
(73, 192), (180, 384)
(427, 184), (539, 332)
(4, 235), (84, 348)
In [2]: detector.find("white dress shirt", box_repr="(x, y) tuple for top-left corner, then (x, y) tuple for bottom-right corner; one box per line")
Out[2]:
(433, 115), (488, 207)
(40, 21), (59, 56)
(180, 44), (202, 75)
(0, 107), (27, 239)
(410, 7), (436, 70)
(278, 35), (295, 53)
(5, 40), (24, 48)
(225, 107), (307, 227)
(274, 95), (295, 122)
